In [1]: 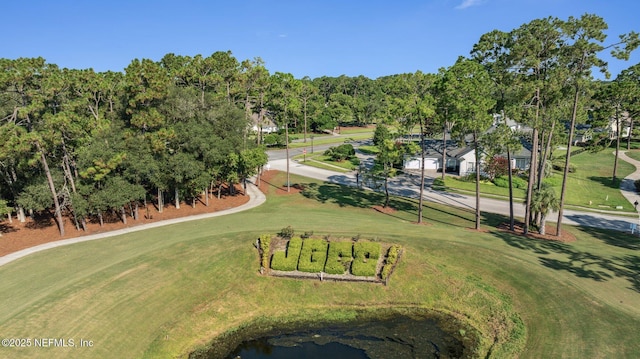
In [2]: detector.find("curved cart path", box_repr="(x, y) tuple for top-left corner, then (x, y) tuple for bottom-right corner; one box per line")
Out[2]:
(0, 181), (266, 267)
(617, 151), (640, 212)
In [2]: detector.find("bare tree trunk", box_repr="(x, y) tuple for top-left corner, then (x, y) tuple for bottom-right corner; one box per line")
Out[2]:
(7, 211), (12, 224)
(134, 203), (139, 220)
(524, 87), (541, 235)
(120, 207), (127, 224)
(539, 214), (547, 235)
(474, 131), (481, 231)
(203, 189), (209, 206)
(507, 146), (515, 231)
(441, 122), (447, 181)
(37, 143), (65, 236)
(613, 108), (621, 183)
(98, 211), (104, 227)
(384, 173), (390, 208)
(286, 123), (290, 192)
(556, 87), (581, 237)
(537, 121), (555, 190)
(174, 187), (180, 209)
(72, 211), (80, 231)
(158, 188), (164, 213)
(418, 121), (426, 224)
(303, 98), (308, 143)
(18, 206), (26, 223)
(627, 118), (634, 150)
(524, 128), (539, 235)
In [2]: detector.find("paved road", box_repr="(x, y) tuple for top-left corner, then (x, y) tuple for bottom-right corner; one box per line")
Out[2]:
(267, 152), (640, 233)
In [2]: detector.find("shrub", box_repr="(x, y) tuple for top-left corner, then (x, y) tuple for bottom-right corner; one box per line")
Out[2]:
(297, 238), (329, 273)
(301, 230), (314, 239)
(552, 161), (577, 173)
(278, 225), (295, 239)
(351, 242), (381, 277)
(258, 234), (272, 269)
(324, 241), (354, 275)
(324, 144), (356, 161)
(484, 156), (509, 180)
(271, 237), (303, 271)
(263, 133), (288, 147)
(493, 175), (527, 189)
(381, 245), (402, 281)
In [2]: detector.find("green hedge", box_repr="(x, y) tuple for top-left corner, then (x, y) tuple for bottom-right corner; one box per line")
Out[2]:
(351, 242), (381, 277)
(381, 245), (402, 280)
(297, 238), (329, 273)
(324, 241), (354, 275)
(270, 237), (303, 271)
(552, 161), (577, 173)
(493, 175), (527, 189)
(259, 234), (271, 269)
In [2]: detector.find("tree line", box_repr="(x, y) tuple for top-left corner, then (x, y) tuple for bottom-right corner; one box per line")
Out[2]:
(1, 13), (639, 238)
(373, 14), (639, 235)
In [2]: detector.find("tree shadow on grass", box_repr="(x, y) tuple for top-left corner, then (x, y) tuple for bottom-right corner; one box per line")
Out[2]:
(301, 182), (414, 214)
(492, 229), (640, 293)
(566, 214), (640, 250)
(587, 176), (623, 190)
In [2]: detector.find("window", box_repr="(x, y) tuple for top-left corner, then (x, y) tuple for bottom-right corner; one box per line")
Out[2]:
(515, 158), (528, 170)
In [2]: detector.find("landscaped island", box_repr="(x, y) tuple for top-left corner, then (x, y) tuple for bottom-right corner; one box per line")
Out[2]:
(258, 231), (402, 284)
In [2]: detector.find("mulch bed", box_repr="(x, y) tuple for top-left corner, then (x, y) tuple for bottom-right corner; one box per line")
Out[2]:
(0, 185), (250, 257)
(495, 222), (577, 242)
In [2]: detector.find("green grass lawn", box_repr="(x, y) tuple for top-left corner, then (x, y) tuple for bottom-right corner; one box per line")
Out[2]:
(443, 149), (637, 212)
(1, 171), (639, 358)
(292, 152), (358, 172)
(624, 149), (640, 162)
(289, 132), (373, 149)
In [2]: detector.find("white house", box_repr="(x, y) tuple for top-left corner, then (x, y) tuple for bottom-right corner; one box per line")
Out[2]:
(404, 138), (532, 176)
(607, 111), (632, 140)
(250, 112), (279, 133)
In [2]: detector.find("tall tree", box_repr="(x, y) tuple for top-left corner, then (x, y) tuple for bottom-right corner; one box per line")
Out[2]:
(267, 72), (301, 192)
(508, 17), (565, 235)
(556, 14), (639, 236)
(444, 57), (496, 230)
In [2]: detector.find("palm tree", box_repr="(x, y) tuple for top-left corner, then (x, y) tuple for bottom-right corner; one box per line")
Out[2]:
(529, 183), (560, 235)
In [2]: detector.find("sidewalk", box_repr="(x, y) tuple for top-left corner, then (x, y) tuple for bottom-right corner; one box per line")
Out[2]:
(617, 151), (640, 212)
(0, 181), (266, 267)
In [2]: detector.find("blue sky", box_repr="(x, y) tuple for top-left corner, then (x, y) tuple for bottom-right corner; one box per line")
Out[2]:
(4, 0), (639, 79)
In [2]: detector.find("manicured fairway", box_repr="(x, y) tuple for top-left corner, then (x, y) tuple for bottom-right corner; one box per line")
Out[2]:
(0, 172), (639, 358)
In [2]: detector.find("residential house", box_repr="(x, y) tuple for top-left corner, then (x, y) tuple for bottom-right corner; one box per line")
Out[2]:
(607, 111), (632, 140)
(403, 116), (532, 175)
(250, 111), (279, 134)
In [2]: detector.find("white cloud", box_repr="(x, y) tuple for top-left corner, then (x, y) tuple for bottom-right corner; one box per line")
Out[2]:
(455, 0), (484, 9)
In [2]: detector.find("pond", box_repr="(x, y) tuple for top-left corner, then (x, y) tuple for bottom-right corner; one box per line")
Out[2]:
(197, 314), (468, 359)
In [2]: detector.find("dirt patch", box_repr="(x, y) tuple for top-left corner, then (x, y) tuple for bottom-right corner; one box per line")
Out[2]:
(0, 185), (250, 257)
(496, 222), (577, 242)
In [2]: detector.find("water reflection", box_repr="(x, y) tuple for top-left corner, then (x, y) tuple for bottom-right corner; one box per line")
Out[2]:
(224, 315), (464, 359)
